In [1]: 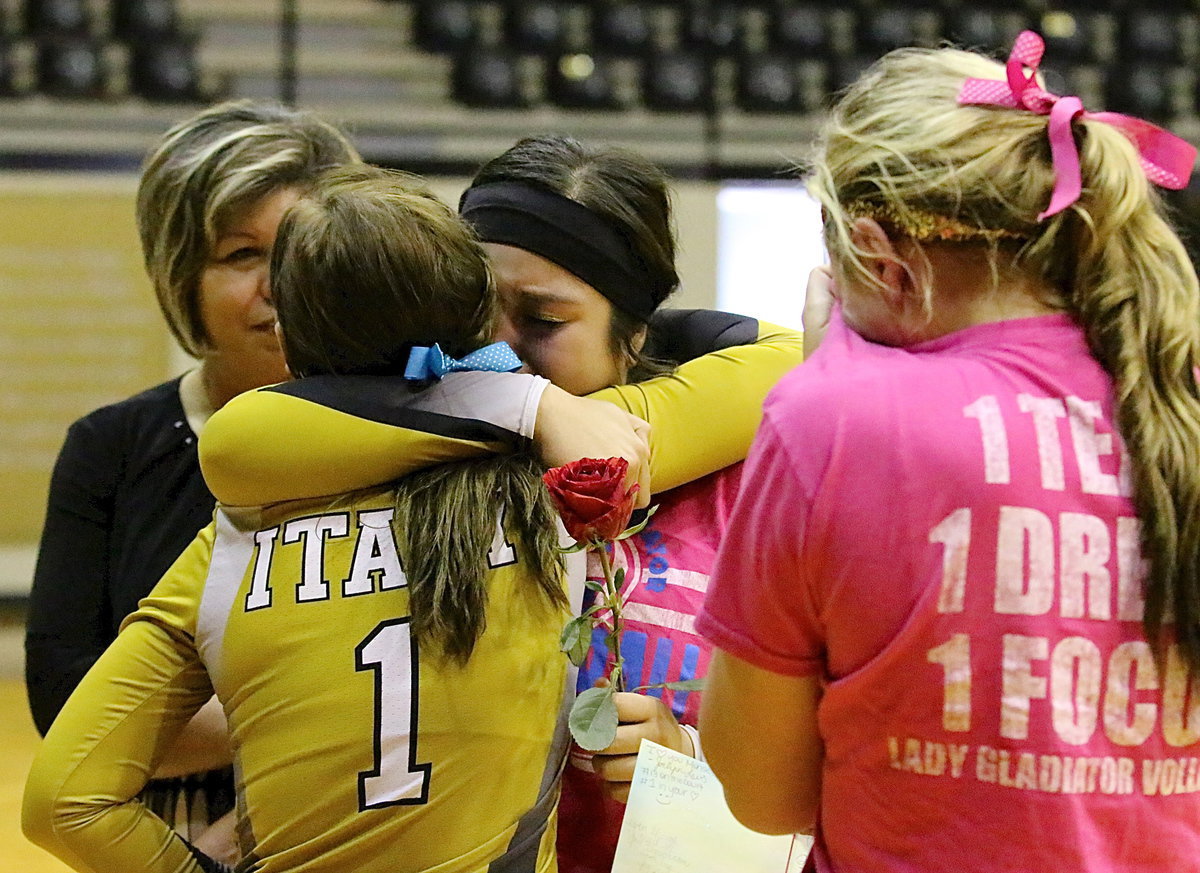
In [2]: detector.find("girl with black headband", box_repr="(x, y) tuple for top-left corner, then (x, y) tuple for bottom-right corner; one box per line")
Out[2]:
(458, 142), (673, 398)
(197, 135), (805, 872)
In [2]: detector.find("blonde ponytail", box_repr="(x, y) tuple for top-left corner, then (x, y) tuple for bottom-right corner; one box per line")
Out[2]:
(810, 44), (1200, 669)
(1062, 121), (1200, 666)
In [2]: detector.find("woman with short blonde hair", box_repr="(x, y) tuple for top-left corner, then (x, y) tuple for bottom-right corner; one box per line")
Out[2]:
(26, 99), (359, 863)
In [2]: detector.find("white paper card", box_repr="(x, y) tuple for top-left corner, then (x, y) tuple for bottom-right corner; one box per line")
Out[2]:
(611, 740), (814, 873)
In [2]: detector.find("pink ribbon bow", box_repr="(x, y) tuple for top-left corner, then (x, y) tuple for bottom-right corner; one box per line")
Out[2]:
(957, 30), (1196, 220)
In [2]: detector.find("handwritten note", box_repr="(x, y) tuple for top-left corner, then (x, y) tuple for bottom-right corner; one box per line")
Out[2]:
(611, 740), (813, 873)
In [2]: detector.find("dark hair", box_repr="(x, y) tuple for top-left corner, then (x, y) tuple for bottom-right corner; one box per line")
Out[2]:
(467, 134), (679, 380)
(271, 165), (494, 378)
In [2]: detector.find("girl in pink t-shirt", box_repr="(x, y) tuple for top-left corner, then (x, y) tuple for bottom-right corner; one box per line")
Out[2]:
(697, 32), (1200, 873)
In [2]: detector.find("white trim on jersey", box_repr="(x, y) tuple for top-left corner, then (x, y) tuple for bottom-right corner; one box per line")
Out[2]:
(195, 509), (253, 686)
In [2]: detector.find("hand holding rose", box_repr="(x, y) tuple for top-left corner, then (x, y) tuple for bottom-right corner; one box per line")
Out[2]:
(534, 387), (650, 508)
(586, 691), (693, 803)
(543, 457), (701, 768)
(544, 457), (646, 751)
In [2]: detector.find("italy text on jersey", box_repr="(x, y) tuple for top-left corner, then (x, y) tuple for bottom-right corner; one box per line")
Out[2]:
(241, 508), (515, 609)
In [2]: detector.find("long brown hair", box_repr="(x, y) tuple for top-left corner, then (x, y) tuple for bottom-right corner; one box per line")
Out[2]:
(273, 166), (565, 661)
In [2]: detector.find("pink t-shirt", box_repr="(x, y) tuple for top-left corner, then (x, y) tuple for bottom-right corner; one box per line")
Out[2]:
(558, 464), (743, 873)
(697, 310), (1200, 873)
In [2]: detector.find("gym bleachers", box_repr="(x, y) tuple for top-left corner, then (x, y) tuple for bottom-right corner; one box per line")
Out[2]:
(1, 1), (1197, 176)
(3, 1), (1198, 121)
(397, 0), (1200, 124)
(3, 0), (205, 101)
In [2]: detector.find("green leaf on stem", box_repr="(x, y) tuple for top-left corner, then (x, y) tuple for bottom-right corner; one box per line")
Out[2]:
(559, 615), (592, 666)
(613, 566), (625, 591)
(584, 578), (606, 594)
(569, 684), (619, 751)
(635, 677), (707, 693)
(559, 540), (589, 554)
(613, 505), (659, 541)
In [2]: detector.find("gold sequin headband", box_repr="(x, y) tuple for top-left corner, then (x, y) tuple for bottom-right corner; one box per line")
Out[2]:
(844, 200), (1032, 244)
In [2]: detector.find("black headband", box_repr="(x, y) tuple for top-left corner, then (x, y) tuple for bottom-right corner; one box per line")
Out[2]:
(459, 181), (658, 321)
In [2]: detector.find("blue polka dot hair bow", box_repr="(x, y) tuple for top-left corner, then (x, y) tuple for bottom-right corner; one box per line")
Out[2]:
(404, 341), (523, 381)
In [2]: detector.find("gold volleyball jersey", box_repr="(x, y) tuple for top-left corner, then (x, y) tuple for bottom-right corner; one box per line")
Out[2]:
(200, 321), (803, 507)
(25, 489), (574, 873)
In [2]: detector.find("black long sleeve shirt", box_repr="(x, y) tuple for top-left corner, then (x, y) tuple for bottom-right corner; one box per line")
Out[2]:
(25, 378), (216, 734)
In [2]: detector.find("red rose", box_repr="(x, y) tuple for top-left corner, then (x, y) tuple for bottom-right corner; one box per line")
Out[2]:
(542, 457), (638, 544)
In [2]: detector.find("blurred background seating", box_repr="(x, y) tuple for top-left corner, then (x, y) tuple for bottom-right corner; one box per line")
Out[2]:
(0, 0), (1195, 176)
(11, 0), (202, 102)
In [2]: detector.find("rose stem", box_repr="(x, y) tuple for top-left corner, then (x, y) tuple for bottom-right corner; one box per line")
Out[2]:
(594, 541), (625, 693)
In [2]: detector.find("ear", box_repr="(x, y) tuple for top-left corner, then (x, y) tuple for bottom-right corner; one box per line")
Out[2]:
(848, 217), (908, 307)
(630, 323), (648, 357)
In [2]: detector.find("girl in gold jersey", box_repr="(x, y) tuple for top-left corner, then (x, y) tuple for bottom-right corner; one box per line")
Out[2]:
(196, 135), (807, 873)
(24, 167), (587, 873)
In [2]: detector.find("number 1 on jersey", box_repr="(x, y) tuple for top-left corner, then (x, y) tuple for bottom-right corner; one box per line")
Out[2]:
(355, 618), (431, 809)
